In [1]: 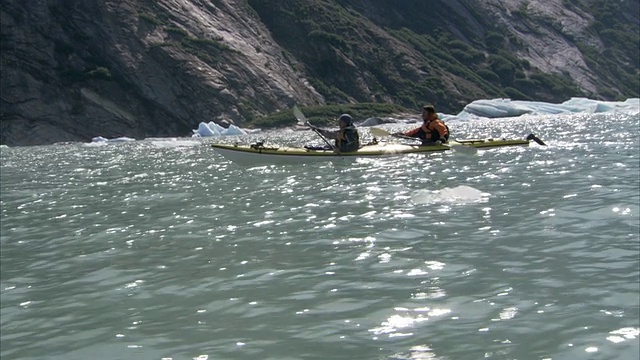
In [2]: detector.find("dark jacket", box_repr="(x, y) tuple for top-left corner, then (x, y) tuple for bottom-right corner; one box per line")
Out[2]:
(318, 125), (360, 152)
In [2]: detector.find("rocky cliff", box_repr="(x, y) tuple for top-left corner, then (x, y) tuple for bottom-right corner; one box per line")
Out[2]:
(1, 0), (638, 146)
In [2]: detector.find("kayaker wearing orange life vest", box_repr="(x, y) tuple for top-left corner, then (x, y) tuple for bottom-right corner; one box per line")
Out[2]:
(394, 105), (449, 145)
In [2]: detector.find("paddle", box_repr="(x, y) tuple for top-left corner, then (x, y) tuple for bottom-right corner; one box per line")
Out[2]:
(369, 127), (478, 154)
(370, 128), (415, 141)
(293, 106), (339, 152)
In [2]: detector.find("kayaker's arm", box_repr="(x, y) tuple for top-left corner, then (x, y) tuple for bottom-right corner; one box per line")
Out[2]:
(401, 127), (421, 137)
(390, 131), (442, 145)
(309, 125), (338, 139)
(391, 131), (420, 140)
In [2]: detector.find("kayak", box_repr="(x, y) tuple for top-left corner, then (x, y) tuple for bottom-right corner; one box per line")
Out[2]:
(211, 134), (544, 164)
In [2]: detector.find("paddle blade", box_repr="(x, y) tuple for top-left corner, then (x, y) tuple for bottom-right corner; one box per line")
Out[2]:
(293, 106), (306, 126)
(370, 128), (392, 137)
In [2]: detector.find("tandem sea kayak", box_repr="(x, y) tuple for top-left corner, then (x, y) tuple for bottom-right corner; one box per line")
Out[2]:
(211, 134), (545, 164)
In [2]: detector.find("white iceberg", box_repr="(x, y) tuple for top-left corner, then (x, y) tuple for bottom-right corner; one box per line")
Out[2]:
(458, 97), (639, 119)
(91, 136), (136, 143)
(192, 121), (252, 137)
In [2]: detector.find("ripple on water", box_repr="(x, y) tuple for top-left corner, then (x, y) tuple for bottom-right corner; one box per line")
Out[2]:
(1, 113), (639, 359)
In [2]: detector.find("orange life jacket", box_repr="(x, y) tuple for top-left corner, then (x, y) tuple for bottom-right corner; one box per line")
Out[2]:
(405, 118), (449, 142)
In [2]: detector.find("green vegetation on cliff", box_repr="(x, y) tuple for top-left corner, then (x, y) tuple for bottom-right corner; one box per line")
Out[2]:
(246, 0), (632, 115)
(2, 0), (637, 145)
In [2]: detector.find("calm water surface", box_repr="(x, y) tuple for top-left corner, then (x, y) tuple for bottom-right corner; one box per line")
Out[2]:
(1, 113), (639, 360)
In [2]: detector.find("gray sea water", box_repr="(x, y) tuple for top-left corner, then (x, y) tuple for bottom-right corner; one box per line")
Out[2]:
(1, 112), (639, 360)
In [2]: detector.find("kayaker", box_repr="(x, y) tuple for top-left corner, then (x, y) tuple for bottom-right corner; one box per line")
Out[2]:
(308, 114), (360, 152)
(395, 104), (449, 145)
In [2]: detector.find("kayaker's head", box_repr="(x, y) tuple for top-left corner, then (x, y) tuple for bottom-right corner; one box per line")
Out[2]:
(338, 114), (353, 128)
(421, 105), (437, 122)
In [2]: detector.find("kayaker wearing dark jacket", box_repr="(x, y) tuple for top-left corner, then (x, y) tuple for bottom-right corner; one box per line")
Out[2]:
(309, 114), (360, 152)
(395, 105), (449, 145)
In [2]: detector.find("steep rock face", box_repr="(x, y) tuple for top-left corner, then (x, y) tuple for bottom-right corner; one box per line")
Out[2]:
(1, 0), (321, 146)
(483, 0), (597, 92)
(1, 0), (638, 146)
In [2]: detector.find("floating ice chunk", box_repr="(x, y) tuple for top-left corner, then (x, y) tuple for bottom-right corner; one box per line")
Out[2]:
(462, 99), (533, 118)
(192, 121), (251, 137)
(193, 122), (220, 137)
(224, 124), (247, 136)
(458, 97), (640, 119)
(207, 121), (226, 135)
(91, 136), (135, 143)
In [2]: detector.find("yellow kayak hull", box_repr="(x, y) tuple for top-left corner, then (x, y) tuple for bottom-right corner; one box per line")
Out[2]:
(211, 136), (536, 164)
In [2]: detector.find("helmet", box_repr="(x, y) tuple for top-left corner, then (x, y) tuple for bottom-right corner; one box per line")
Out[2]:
(338, 114), (353, 125)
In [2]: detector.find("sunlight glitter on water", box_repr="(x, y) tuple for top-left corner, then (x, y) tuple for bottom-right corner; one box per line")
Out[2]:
(606, 327), (640, 343)
(1, 112), (638, 360)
